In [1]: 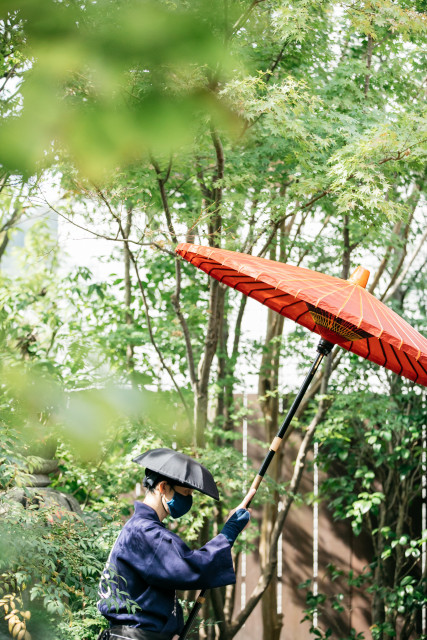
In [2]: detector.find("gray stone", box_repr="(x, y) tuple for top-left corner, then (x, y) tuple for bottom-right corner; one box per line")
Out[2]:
(29, 458), (59, 475)
(0, 487), (25, 505)
(28, 474), (51, 487)
(32, 488), (82, 514)
(0, 487), (82, 515)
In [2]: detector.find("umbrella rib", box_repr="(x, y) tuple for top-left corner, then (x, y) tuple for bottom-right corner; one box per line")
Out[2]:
(220, 273), (255, 280)
(207, 268), (226, 279)
(375, 302), (407, 349)
(202, 259), (330, 296)
(295, 308), (311, 323)
(262, 292), (292, 304)
(233, 276), (274, 297)
(313, 282), (354, 309)
(191, 255), (361, 316)
(273, 269), (338, 283)
(389, 343), (403, 376)
(190, 258), (215, 270)
(365, 293), (384, 337)
(219, 271), (250, 283)
(206, 266), (236, 279)
(378, 339), (388, 368)
(356, 288), (364, 329)
(275, 274), (331, 287)
(402, 350), (419, 382)
(380, 304), (423, 355)
(233, 280), (253, 290)
(366, 337), (371, 360)
(246, 286), (276, 296)
(278, 299), (302, 314)
(337, 285), (359, 317)
(275, 276), (344, 293)
(295, 281), (348, 300)
(418, 359), (427, 377)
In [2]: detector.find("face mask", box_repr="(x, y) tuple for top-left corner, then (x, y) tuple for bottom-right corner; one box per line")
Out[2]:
(165, 490), (193, 518)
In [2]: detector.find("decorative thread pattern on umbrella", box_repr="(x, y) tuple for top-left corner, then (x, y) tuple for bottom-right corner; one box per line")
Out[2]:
(176, 243), (427, 387)
(307, 305), (371, 342)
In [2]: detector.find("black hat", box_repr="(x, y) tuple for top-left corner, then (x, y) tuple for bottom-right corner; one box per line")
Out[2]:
(132, 448), (219, 500)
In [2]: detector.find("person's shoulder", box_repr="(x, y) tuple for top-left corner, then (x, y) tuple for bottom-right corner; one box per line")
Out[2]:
(119, 513), (165, 552)
(126, 503), (164, 535)
(133, 502), (163, 524)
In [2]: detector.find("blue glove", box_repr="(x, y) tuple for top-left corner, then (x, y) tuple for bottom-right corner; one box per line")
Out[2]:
(220, 508), (250, 546)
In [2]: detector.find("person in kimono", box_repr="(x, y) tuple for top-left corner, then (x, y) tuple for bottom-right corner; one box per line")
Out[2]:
(97, 448), (253, 640)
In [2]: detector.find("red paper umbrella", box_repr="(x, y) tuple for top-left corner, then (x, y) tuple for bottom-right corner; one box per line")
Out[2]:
(176, 243), (427, 386)
(175, 242), (427, 640)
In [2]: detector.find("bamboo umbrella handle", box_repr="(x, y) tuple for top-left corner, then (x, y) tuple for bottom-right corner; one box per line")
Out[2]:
(239, 487), (257, 510)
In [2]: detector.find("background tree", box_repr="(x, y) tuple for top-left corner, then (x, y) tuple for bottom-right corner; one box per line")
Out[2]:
(0, 0), (426, 639)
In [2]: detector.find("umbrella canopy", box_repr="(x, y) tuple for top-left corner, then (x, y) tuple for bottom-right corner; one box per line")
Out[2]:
(176, 243), (427, 387)
(133, 448), (220, 500)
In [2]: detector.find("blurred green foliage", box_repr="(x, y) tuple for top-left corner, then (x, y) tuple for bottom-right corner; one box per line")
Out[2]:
(0, 0), (239, 178)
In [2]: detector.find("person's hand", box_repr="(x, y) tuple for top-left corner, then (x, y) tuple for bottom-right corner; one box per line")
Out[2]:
(225, 487), (256, 527)
(221, 488), (256, 545)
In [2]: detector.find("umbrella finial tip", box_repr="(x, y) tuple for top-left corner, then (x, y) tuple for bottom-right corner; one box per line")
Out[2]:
(348, 266), (370, 288)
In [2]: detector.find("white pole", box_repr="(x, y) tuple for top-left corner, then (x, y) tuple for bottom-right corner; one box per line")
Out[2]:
(313, 440), (319, 628)
(241, 392), (248, 610)
(277, 501), (283, 616)
(422, 424), (426, 636)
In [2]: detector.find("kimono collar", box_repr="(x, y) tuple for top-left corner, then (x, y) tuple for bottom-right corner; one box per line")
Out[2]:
(134, 501), (165, 524)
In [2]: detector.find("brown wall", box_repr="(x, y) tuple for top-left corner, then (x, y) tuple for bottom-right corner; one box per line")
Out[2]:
(232, 394), (372, 640)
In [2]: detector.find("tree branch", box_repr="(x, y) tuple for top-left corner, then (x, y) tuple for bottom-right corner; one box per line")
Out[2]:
(0, 62), (19, 94)
(0, 204), (24, 261)
(248, 141), (425, 256)
(127, 236), (193, 426)
(40, 194), (176, 256)
(0, 172), (9, 195)
(296, 215), (331, 266)
(172, 259), (197, 387)
(150, 159), (198, 385)
(238, 38), (290, 137)
(231, 0), (267, 37)
(94, 188), (193, 425)
(151, 156), (178, 245)
(368, 220), (402, 294)
(209, 126), (225, 247)
(382, 225), (427, 303)
(123, 206), (135, 372)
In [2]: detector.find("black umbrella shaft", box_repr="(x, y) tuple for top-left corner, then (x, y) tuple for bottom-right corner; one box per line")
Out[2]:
(179, 593), (206, 640)
(249, 337), (332, 502)
(178, 337), (333, 640)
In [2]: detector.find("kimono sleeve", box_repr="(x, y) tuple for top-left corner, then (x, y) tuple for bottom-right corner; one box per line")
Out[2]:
(147, 531), (235, 591)
(124, 525), (236, 591)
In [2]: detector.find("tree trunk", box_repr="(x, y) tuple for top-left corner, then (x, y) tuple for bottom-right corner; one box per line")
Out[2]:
(342, 214), (351, 280)
(194, 280), (225, 447)
(258, 300), (285, 639)
(123, 206), (134, 372)
(0, 205), (22, 262)
(215, 300), (229, 434)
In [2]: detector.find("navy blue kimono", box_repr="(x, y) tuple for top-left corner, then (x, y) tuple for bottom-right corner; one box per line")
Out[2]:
(97, 502), (235, 637)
